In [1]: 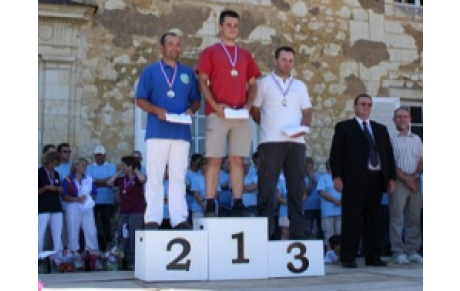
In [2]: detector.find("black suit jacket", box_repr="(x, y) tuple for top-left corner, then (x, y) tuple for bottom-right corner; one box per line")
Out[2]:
(329, 118), (396, 192)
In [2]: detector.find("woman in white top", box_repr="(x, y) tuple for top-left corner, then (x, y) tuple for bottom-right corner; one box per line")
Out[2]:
(62, 158), (99, 252)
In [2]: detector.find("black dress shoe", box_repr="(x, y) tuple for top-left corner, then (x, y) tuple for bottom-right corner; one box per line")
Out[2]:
(341, 262), (358, 268)
(365, 260), (387, 267)
(173, 221), (193, 230)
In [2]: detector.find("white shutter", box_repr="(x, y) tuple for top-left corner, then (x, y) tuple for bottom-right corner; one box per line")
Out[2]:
(370, 97), (400, 134)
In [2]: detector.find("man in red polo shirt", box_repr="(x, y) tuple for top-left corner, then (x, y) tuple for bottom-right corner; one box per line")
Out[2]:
(196, 9), (261, 217)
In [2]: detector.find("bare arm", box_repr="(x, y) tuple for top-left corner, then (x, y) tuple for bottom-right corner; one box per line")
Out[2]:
(301, 108), (312, 127)
(319, 190), (341, 206)
(250, 106), (261, 125)
(244, 77), (257, 110)
(198, 73), (226, 118)
(136, 98), (168, 120)
(134, 168), (147, 184)
(187, 100), (201, 115)
(243, 182), (257, 192)
(106, 171), (122, 187)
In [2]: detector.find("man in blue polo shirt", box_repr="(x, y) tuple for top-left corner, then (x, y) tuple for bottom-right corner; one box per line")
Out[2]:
(86, 145), (117, 251)
(136, 32), (201, 230)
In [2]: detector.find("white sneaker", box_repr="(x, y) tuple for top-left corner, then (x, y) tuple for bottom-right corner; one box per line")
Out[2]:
(393, 253), (409, 265)
(407, 253), (423, 263)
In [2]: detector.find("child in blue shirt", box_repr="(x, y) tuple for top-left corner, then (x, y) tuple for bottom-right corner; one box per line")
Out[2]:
(190, 158), (219, 221)
(317, 160), (341, 251)
(324, 234), (340, 264)
(277, 174), (289, 240)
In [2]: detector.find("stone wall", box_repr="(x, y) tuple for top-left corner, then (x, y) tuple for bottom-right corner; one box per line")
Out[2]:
(38, 0), (423, 166)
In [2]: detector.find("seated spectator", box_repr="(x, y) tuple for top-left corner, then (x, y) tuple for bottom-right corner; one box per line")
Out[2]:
(217, 156), (233, 217)
(325, 234), (341, 264)
(277, 173), (289, 240)
(242, 157), (258, 215)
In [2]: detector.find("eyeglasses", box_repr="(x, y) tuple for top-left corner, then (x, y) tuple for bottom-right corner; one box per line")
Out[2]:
(359, 103), (372, 107)
(62, 150), (72, 153)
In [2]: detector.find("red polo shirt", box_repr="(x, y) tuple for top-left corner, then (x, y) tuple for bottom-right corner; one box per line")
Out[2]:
(196, 43), (261, 115)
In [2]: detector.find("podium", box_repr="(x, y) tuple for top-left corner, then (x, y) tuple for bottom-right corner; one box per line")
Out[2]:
(135, 218), (325, 282)
(194, 217), (268, 280)
(135, 230), (208, 281)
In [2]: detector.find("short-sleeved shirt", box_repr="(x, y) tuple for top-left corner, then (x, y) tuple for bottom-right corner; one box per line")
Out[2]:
(190, 173), (220, 213)
(38, 167), (63, 214)
(242, 172), (258, 207)
(254, 73), (312, 144)
(62, 174), (97, 198)
(55, 162), (71, 183)
(115, 175), (146, 214)
(390, 131), (423, 174)
(136, 61), (201, 142)
(316, 173), (341, 218)
(195, 43), (261, 115)
(277, 178), (288, 217)
(86, 162), (117, 204)
(304, 173), (322, 210)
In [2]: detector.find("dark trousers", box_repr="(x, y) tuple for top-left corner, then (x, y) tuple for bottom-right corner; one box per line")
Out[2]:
(304, 209), (323, 239)
(380, 205), (391, 255)
(341, 171), (384, 263)
(94, 204), (114, 251)
(118, 213), (144, 264)
(257, 142), (309, 238)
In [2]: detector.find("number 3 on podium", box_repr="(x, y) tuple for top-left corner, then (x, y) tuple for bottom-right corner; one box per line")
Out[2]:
(286, 242), (310, 273)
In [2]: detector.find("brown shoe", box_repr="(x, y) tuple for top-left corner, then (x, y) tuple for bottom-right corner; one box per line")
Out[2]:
(144, 222), (159, 230)
(173, 221), (193, 230)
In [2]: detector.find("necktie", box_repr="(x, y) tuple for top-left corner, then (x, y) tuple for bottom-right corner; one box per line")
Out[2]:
(363, 121), (378, 167)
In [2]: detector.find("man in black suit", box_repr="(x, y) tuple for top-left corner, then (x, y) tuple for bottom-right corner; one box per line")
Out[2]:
(329, 93), (396, 268)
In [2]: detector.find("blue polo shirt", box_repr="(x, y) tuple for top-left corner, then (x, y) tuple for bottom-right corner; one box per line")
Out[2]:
(316, 173), (341, 218)
(86, 162), (117, 204)
(136, 61), (201, 142)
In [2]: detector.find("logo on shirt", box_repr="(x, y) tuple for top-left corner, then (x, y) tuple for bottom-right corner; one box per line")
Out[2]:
(181, 74), (189, 84)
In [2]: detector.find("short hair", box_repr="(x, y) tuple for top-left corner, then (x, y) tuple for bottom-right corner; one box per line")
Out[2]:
(275, 46), (295, 59)
(354, 93), (372, 105)
(70, 157), (88, 175)
(329, 234), (340, 249)
(393, 106), (410, 117)
(41, 151), (61, 166)
(42, 144), (56, 154)
(160, 32), (178, 46)
(190, 153), (203, 165)
(121, 156), (141, 170)
(252, 151), (259, 163)
(219, 9), (240, 25)
(57, 143), (70, 152)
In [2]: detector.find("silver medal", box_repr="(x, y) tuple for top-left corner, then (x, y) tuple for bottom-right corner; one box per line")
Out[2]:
(231, 69), (238, 77)
(282, 99), (287, 106)
(167, 90), (175, 98)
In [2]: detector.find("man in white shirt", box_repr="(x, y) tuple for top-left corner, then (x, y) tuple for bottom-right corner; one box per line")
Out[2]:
(251, 46), (312, 239)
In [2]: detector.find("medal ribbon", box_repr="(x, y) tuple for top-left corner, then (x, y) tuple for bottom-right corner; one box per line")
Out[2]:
(271, 72), (294, 100)
(45, 168), (54, 185)
(219, 41), (238, 68)
(123, 176), (136, 193)
(159, 61), (178, 90)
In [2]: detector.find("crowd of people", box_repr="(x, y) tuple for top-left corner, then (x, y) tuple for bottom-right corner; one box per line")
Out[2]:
(38, 8), (423, 271)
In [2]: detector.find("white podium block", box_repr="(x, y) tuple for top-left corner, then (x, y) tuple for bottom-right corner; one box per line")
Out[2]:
(135, 230), (208, 282)
(193, 217), (268, 280)
(268, 240), (325, 278)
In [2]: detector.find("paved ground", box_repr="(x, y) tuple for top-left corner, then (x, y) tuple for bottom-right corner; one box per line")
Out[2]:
(39, 258), (423, 291)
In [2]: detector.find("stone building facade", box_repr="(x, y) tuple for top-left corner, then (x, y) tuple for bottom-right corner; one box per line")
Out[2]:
(38, 0), (423, 167)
